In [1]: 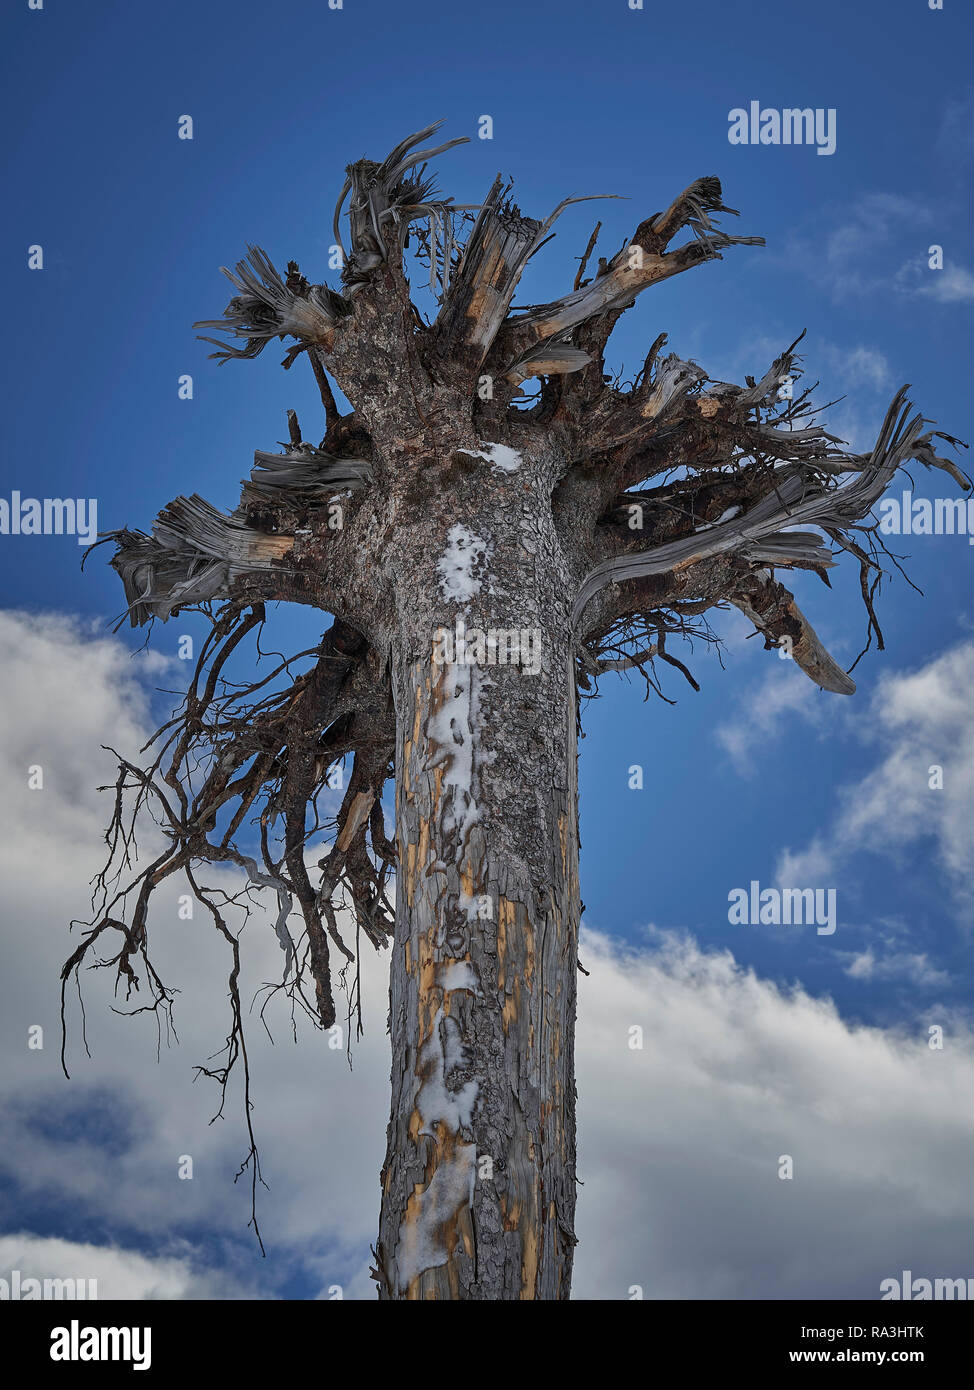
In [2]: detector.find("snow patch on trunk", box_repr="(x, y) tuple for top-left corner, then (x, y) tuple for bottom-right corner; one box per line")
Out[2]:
(437, 959), (482, 994)
(427, 660), (480, 846)
(416, 1008), (479, 1133)
(397, 988), (480, 1290)
(457, 441), (522, 474)
(395, 1142), (477, 1291)
(436, 525), (489, 604)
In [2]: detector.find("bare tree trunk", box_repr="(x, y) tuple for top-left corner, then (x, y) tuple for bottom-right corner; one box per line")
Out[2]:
(375, 459), (581, 1298)
(77, 122), (967, 1306)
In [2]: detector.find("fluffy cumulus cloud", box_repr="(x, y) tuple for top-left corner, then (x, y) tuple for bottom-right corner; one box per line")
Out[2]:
(776, 640), (974, 897)
(0, 1235), (228, 1300)
(0, 610), (391, 1301)
(574, 929), (974, 1300)
(2, 611), (974, 1300)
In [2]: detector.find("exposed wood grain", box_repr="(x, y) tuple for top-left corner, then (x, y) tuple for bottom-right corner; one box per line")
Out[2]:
(74, 124), (969, 1301)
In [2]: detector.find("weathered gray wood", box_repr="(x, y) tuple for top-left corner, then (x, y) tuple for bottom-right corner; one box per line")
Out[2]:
(195, 245), (349, 362)
(728, 569), (856, 695)
(374, 435), (579, 1299)
(72, 125), (968, 1300)
(492, 177), (763, 368)
(434, 174), (540, 369)
(245, 447), (372, 500)
(108, 498), (296, 624)
(572, 388), (932, 630)
(334, 120), (472, 294)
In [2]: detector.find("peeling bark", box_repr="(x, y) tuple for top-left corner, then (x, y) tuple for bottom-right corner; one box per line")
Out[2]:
(71, 123), (968, 1300)
(728, 569), (856, 695)
(375, 444), (580, 1299)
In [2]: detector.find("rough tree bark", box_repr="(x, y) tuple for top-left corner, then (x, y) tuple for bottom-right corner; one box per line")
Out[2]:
(375, 438), (580, 1297)
(65, 123), (967, 1300)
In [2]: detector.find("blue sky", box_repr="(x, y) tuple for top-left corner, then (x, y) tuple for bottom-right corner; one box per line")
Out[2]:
(2, 0), (974, 1299)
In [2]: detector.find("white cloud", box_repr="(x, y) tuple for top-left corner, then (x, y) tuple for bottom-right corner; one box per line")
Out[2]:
(784, 189), (974, 311)
(894, 253), (974, 305)
(574, 927), (974, 1299)
(782, 193), (932, 301)
(775, 640), (974, 898)
(816, 343), (892, 393)
(0, 610), (390, 1299)
(790, 342), (893, 452)
(776, 836), (836, 888)
(913, 263), (974, 304)
(841, 947), (949, 989)
(716, 664), (828, 773)
(780, 191), (974, 316)
(714, 600), (863, 775)
(0, 1234), (239, 1299)
(2, 611), (974, 1301)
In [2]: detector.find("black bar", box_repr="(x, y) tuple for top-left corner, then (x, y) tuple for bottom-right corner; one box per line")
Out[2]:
(3, 1297), (969, 1375)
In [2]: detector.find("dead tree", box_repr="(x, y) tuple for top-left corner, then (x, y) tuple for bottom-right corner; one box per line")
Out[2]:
(64, 123), (967, 1300)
